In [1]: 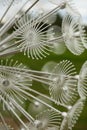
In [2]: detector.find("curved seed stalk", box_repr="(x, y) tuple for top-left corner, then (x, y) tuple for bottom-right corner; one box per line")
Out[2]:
(60, 98), (85, 130)
(78, 60), (87, 99)
(62, 14), (85, 55)
(0, 0), (39, 37)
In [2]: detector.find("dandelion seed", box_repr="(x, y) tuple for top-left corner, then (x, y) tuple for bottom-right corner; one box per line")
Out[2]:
(22, 109), (62, 130)
(13, 3), (81, 59)
(0, 59), (34, 128)
(0, 59), (67, 114)
(49, 60), (78, 105)
(34, 110), (62, 130)
(35, 109), (62, 129)
(48, 0), (80, 16)
(0, 0), (39, 37)
(0, 59), (81, 129)
(0, 59), (32, 103)
(10, 13), (86, 59)
(62, 14), (85, 55)
(2, 60), (78, 106)
(78, 61), (87, 99)
(0, 60), (68, 129)
(14, 14), (53, 59)
(0, 3), (83, 59)
(60, 98), (85, 130)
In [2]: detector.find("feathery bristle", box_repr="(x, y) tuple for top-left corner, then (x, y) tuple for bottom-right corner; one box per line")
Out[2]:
(27, 109), (62, 130)
(60, 98), (85, 130)
(78, 60), (87, 99)
(62, 14), (85, 55)
(49, 60), (78, 105)
(14, 14), (53, 59)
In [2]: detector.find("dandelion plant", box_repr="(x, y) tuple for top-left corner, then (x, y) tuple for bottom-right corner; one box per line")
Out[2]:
(0, 0), (87, 130)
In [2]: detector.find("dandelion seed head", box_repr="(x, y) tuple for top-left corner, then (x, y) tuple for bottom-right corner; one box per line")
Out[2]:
(78, 61), (87, 98)
(49, 60), (78, 105)
(62, 14), (85, 55)
(68, 99), (85, 129)
(60, 99), (85, 130)
(36, 109), (62, 129)
(0, 0), (86, 129)
(0, 59), (32, 111)
(14, 14), (52, 59)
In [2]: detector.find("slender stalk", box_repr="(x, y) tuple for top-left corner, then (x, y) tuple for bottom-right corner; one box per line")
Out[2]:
(0, 50), (20, 57)
(0, 32), (63, 53)
(0, 95), (28, 129)
(25, 0), (40, 14)
(0, 0), (14, 23)
(17, 87), (63, 114)
(29, 75), (51, 85)
(0, 87), (35, 127)
(24, 85), (69, 109)
(0, 0), (39, 37)
(0, 113), (8, 130)
(9, 97), (35, 122)
(0, 1), (63, 38)
(0, 65), (79, 80)
(37, 2), (65, 22)
(0, 33), (15, 47)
